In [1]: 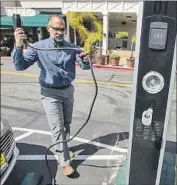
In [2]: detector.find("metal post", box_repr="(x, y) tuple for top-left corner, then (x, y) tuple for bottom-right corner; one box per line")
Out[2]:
(126, 1), (177, 185)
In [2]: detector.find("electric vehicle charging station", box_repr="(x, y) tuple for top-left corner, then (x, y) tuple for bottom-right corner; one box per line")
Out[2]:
(117, 1), (177, 185)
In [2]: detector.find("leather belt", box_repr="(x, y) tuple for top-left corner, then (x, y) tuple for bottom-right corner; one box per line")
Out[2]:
(41, 84), (70, 90)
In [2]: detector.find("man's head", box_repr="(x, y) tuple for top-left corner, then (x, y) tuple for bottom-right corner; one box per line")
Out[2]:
(47, 14), (66, 42)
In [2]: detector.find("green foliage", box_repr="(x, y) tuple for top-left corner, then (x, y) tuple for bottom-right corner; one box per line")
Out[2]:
(67, 12), (81, 29)
(66, 12), (103, 53)
(77, 25), (89, 40)
(116, 32), (128, 39)
(84, 32), (102, 53)
(109, 51), (120, 60)
(84, 18), (103, 53)
(131, 34), (136, 43)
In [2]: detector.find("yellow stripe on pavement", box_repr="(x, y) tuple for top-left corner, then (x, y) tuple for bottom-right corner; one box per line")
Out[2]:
(1, 71), (132, 88)
(1, 71), (38, 78)
(1, 71), (177, 93)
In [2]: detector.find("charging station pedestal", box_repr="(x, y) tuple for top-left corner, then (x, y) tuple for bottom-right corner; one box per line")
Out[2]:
(116, 1), (176, 185)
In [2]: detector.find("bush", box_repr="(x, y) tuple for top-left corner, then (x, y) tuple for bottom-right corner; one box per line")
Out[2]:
(109, 51), (120, 60)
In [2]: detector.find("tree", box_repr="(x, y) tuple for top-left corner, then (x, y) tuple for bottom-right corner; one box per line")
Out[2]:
(66, 12), (102, 54)
(66, 12), (82, 45)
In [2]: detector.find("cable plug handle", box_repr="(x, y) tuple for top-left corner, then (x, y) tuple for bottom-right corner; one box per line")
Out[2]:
(12, 13), (22, 29)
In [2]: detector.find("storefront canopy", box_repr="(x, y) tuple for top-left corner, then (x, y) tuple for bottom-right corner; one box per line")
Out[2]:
(0, 14), (65, 28)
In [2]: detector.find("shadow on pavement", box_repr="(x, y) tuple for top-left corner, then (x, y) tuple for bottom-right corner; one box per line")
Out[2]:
(70, 132), (129, 172)
(165, 140), (177, 154)
(4, 143), (57, 185)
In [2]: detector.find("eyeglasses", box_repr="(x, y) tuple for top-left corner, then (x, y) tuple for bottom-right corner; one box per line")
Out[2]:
(49, 26), (65, 32)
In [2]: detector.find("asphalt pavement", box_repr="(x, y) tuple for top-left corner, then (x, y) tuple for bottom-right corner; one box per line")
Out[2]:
(1, 58), (176, 185)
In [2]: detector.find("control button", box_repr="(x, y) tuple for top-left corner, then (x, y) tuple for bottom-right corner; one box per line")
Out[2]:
(142, 108), (153, 126)
(142, 71), (164, 94)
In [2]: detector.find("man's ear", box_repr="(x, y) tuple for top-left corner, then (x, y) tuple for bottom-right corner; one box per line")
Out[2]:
(46, 26), (50, 33)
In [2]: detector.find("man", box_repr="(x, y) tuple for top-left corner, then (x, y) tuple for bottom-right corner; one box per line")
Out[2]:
(11, 14), (90, 176)
(1, 38), (10, 56)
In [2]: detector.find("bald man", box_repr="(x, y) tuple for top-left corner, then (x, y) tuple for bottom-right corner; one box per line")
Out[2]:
(11, 14), (90, 176)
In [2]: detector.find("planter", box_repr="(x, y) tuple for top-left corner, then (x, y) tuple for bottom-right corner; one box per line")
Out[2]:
(126, 58), (135, 68)
(93, 54), (105, 65)
(110, 57), (120, 66)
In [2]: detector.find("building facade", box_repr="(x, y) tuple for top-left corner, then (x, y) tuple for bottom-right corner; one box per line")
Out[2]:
(1, 1), (138, 55)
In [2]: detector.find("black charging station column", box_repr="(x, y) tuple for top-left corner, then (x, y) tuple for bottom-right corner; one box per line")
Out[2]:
(126, 1), (177, 185)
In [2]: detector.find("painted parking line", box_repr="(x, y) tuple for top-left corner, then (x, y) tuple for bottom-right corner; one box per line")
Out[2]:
(17, 155), (126, 161)
(15, 131), (34, 142)
(1, 71), (132, 88)
(12, 127), (128, 154)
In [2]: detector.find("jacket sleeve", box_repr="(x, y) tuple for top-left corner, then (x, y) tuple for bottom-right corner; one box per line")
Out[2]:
(11, 44), (38, 71)
(67, 42), (91, 70)
(75, 55), (91, 70)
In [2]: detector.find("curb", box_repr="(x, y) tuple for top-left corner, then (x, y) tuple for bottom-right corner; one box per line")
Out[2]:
(88, 64), (134, 71)
(1, 57), (134, 71)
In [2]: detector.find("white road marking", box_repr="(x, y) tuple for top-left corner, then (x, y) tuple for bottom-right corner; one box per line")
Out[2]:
(73, 137), (128, 153)
(17, 155), (126, 161)
(15, 131), (34, 141)
(12, 127), (128, 153)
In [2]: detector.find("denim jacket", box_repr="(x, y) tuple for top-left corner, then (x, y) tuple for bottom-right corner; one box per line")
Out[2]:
(11, 37), (90, 87)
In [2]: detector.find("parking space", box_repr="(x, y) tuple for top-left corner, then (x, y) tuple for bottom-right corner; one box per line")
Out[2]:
(4, 126), (127, 185)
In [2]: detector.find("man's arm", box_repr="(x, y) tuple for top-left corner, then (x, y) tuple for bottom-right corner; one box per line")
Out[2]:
(11, 27), (38, 71)
(66, 41), (91, 70)
(11, 45), (38, 71)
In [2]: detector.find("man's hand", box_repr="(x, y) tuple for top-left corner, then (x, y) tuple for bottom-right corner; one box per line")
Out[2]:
(14, 28), (27, 48)
(78, 52), (89, 63)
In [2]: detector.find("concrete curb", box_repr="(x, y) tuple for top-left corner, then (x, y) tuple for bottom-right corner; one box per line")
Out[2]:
(1, 57), (134, 71)
(86, 63), (134, 71)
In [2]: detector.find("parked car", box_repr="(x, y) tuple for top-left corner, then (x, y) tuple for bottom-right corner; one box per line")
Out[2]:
(0, 116), (19, 185)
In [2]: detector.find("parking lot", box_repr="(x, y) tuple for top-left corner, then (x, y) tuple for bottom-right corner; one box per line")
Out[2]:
(1, 59), (176, 185)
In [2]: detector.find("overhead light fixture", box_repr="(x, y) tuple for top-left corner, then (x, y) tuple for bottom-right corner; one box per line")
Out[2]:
(126, 16), (131, 19)
(122, 21), (126, 25)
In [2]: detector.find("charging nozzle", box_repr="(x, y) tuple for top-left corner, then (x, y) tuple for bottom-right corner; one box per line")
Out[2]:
(12, 13), (22, 29)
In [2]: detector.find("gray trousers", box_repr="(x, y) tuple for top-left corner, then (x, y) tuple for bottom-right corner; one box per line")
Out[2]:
(40, 84), (74, 166)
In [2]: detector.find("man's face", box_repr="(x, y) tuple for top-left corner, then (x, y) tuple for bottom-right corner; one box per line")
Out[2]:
(47, 17), (66, 42)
